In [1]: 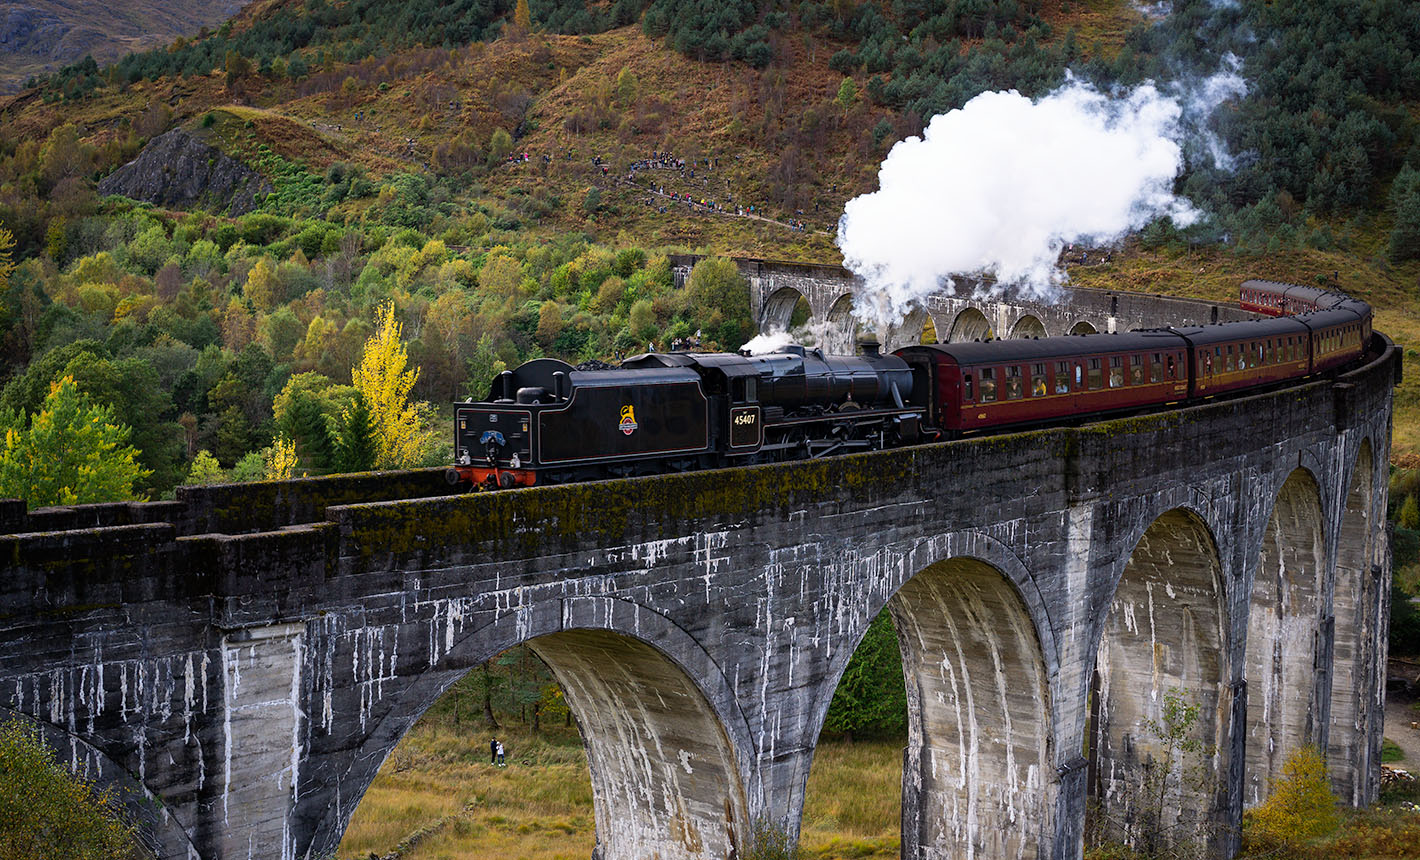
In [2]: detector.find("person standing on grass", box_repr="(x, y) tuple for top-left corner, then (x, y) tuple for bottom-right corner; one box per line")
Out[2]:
(490, 736), (498, 765)
(496, 739), (506, 767)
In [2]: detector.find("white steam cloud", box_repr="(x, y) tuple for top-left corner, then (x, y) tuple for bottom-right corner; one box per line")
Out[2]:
(740, 330), (798, 355)
(1180, 54), (1248, 169)
(837, 77), (1200, 329)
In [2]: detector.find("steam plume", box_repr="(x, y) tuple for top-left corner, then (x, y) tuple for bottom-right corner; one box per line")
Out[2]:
(837, 78), (1199, 329)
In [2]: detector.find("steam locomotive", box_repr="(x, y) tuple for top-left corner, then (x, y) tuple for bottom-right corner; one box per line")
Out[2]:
(449, 280), (1373, 488)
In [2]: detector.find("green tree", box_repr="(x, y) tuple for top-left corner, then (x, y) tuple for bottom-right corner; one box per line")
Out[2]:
(0, 377), (149, 508)
(1400, 492), (1420, 530)
(822, 608), (906, 741)
(614, 67), (638, 106)
(62, 354), (184, 495)
(488, 128), (514, 163)
(464, 336), (507, 401)
(0, 719), (139, 859)
(334, 391), (377, 473)
(185, 450), (226, 485)
(1390, 165), (1420, 263)
(350, 302), (436, 469)
(686, 257), (752, 348)
(835, 77), (858, 111)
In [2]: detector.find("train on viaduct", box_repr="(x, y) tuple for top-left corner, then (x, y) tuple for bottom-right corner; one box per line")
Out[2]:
(0, 264), (1402, 860)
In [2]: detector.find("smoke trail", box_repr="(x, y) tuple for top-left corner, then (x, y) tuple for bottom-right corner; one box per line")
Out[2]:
(837, 77), (1201, 330)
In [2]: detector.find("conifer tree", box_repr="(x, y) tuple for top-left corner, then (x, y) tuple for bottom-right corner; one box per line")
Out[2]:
(334, 391), (377, 473)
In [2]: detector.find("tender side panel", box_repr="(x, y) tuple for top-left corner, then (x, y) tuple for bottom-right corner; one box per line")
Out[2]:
(538, 381), (711, 463)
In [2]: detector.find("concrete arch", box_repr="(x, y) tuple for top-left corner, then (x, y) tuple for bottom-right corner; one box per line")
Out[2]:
(824, 293), (860, 354)
(1010, 314), (1048, 339)
(1091, 509), (1228, 853)
(1244, 467), (1326, 806)
(313, 598), (753, 860)
(1069, 320), (1097, 335)
(883, 307), (928, 352)
(1327, 438), (1374, 804)
(0, 706), (201, 860)
(889, 557), (1056, 859)
(762, 286), (810, 332)
(948, 307), (994, 342)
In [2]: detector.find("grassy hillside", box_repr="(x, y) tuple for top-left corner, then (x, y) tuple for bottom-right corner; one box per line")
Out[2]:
(0, 0), (252, 94)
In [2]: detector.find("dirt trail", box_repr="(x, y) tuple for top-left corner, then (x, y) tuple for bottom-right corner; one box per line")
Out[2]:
(1385, 697), (1420, 768)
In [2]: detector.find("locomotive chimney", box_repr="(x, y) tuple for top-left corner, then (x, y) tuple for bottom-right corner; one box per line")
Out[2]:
(858, 339), (881, 357)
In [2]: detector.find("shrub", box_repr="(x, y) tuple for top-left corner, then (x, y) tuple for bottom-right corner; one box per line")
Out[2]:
(0, 719), (140, 858)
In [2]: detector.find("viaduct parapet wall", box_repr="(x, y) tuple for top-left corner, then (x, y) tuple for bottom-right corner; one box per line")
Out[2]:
(0, 289), (1401, 860)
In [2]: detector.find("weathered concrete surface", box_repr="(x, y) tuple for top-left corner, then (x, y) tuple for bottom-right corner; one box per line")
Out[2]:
(668, 254), (1254, 350)
(0, 331), (1398, 860)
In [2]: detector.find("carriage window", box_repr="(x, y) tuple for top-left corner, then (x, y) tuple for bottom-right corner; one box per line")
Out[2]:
(1006, 366), (1023, 400)
(1226, 345), (1235, 371)
(980, 368), (997, 402)
(963, 373), (973, 401)
(1130, 355), (1145, 385)
(1088, 358), (1103, 390)
(1256, 342), (1264, 364)
(1151, 353), (1163, 382)
(1032, 363), (1047, 397)
(1167, 354), (1177, 379)
(1203, 351), (1212, 375)
(1056, 361), (1071, 394)
(1075, 363), (1084, 389)
(1109, 356), (1124, 388)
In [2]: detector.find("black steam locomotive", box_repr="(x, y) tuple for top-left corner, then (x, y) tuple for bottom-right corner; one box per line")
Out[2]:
(449, 346), (924, 487)
(449, 280), (1375, 490)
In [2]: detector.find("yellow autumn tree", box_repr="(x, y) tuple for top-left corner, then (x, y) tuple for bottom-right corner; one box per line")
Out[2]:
(1246, 746), (1340, 847)
(0, 221), (15, 292)
(264, 436), (300, 480)
(351, 302), (436, 469)
(242, 258), (281, 312)
(512, 0), (533, 34)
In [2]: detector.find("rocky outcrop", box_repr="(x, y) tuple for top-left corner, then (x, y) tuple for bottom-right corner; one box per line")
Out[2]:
(98, 127), (273, 216)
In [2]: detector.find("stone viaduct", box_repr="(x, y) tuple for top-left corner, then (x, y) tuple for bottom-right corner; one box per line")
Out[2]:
(0, 282), (1401, 860)
(669, 254), (1256, 351)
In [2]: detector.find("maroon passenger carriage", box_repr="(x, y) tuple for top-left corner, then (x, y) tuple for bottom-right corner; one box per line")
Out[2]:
(896, 331), (1190, 435)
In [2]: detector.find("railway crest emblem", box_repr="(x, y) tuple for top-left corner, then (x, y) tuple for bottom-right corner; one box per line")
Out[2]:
(619, 404), (638, 436)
